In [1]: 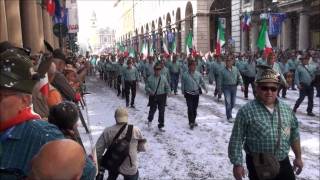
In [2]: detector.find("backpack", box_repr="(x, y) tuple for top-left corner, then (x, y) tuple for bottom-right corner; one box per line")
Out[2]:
(100, 124), (133, 172)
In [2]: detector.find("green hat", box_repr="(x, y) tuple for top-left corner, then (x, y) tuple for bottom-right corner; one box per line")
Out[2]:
(153, 61), (162, 69)
(255, 65), (280, 84)
(0, 49), (38, 93)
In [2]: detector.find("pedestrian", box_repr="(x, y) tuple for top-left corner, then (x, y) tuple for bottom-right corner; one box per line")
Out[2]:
(122, 58), (140, 108)
(116, 56), (125, 97)
(217, 55), (244, 122)
(28, 139), (86, 180)
(0, 48), (96, 179)
(278, 56), (290, 98)
(235, 53), (248, 98)
(228, 65), (303, 180)
(287, 52), (299, 90)
(168, 54), (181, 94)
(181, 59), (208, 130)
(242, 54), (256, 99)
(95, 107), (147, 180)
(293, 53), (316, 116)
(211, 54), (224, 100)
(145, 62), (171, 131)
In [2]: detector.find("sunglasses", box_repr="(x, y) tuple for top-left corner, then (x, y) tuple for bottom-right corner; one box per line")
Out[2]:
(155, 68), (161, 71)
(259, 86), (278, 92)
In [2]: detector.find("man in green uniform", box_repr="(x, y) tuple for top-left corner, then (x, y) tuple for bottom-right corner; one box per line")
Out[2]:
(228, 65), (303, 180)
(145, 63), (171, 131)
(181, 60), (207, 130)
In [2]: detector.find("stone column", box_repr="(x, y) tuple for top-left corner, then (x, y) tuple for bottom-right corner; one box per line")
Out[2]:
(36, 5), (44, 52)
(20, 0), (41, 53)
(5, 0), (23, 47)
(194, 15), (210, 53)
(180, 21), (186, 53)
(282, 18), (291, 50)
(0, 0), (8, 41)
(42, 9), (54, 50)
(250, 22), (259, 52)
(298, 11), (309, 51)
(241, 30), (248, 53)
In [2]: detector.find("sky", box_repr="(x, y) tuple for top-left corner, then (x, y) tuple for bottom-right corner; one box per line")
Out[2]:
(77, 0), (117, 44)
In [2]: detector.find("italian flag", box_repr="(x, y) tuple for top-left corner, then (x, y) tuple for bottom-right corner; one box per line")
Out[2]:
(171, 39), (176, 54)
(185, 32), (193, 54)
(163, 36), (169, 57)
(141, 42), (148, 59)
(257, 18), (272, 56)
(149, 44), (154, 57)
(129, 47), (135, 58)
(215, 18), (225, 56)
(38, 73), (49, 97)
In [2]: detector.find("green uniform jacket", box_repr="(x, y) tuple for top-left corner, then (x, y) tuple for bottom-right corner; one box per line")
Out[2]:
(295, 64), (315, 86)
(160, 66), (171, 82)
(228, 99), (300, 165)
(181, 71), (207, 94)
(145, 74), (170, 95)
(122, 67), (140, 81)
(217, 66), (243, 90)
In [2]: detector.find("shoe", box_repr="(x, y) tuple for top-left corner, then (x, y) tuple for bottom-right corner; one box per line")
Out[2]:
(244, 97), (248, 100)
(307, 112), (315, 117)
(282, 96), (286, 99)
(174, 92), (178, 95)
(194, 122), (198, 127)
(158, 127), (165, 132)
(126, 103), (129, 107)
(189, 123), (194, 130)
(147, 121), (152, 128)
(227, 118), (235, 123)
(293, 108), (297, 113)
(130, 104), (135, 108)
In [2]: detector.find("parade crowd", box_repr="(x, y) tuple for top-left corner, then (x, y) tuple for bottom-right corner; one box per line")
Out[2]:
(1, 38), (319, 180)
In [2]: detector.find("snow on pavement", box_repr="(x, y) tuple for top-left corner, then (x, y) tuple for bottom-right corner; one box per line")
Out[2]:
(79, 76), (320, 180)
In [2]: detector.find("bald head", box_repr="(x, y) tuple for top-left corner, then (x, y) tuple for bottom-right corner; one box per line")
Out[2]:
(29, 139), (86, 180)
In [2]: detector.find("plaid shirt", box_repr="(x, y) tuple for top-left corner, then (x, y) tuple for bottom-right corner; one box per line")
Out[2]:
(0, 120), (96, 179)
(228, 99), (300, 165)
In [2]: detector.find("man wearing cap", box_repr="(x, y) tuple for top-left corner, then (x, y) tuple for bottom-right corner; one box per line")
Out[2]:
(228, 65), (303, 180)
(181, 60), (208, 130)
(96, 107), (147, 180)
(217, 55), (244, 122)
(0, 49), (96, 179)
(145, 62), (171, 131)
(122, 59), (140, 108)
(51, 49), (79, 102)
(293, 53), (316, 116)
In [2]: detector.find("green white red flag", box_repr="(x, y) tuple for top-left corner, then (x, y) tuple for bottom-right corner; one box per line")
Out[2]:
(257, 18), (272, 56)
(215, 18), (225, 56)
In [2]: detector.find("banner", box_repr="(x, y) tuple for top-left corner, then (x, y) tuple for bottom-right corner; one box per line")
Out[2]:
(268, 13), (286, 37)
(66, 0), (79, 33)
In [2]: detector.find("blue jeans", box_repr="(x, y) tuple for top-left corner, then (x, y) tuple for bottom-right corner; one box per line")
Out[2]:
(222, 85), (237, 119)
(170, 72), (179, 93)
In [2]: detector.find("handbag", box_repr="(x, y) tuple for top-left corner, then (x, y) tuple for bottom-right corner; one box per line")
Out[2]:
(250, 106), (281, 180)
(147, 76), (161, 106)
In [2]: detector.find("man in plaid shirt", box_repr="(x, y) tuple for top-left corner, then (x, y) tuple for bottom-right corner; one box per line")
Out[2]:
(228, 65), (303, 180)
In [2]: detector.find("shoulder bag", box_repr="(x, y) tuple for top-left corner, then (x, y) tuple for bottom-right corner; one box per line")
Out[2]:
(250, 106), (281, 180)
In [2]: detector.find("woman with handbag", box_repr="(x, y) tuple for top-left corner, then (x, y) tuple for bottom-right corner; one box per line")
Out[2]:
(181, 59), (207, 130)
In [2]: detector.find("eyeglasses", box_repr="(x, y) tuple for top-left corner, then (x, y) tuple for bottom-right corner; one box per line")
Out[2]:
(259, 86), (278, 92)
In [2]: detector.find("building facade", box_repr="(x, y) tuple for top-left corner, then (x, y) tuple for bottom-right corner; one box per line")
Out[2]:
(114, 0), (319, 55)
(114, 0), (239, 54)
(239, 0), (320, 52)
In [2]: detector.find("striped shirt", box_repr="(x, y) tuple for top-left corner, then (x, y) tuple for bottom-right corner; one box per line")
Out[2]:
(0, 120), (96, 179)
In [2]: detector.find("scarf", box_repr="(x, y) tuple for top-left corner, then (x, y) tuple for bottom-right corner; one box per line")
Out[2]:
(0, 107), (41, 132)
